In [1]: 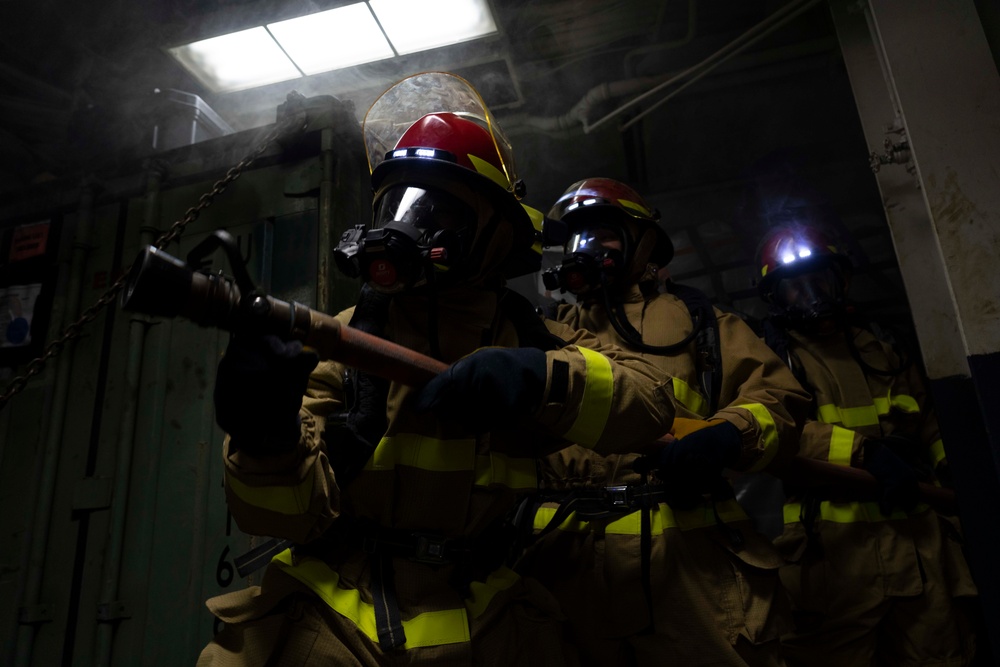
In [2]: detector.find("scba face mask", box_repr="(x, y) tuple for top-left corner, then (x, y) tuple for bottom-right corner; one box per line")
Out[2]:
(335, 185), (477, 294)
(542, 223), (626, 296)
(773, 262), (847, 326)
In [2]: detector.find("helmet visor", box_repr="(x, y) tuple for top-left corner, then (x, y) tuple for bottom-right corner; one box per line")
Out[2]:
(566, 223), (624, 256)
(373, 186), (476, 237)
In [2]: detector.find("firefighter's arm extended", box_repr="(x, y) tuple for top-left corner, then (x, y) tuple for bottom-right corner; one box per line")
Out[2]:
(409, 319), (674, 456)
(533, 318), (674, 454)
(707, 312), (811, 473)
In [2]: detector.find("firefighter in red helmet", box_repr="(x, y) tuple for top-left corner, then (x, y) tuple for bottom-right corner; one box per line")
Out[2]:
(756, 224), (978, 666)
(756, 224), (852, 336)
(199, 74), (674, 666)
(520, 177), (811, 666)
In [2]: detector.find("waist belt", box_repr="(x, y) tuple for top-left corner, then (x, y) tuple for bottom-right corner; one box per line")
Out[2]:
(359, 529), (473, 565)
(539, 483), (668, 518)
(292, 519), (474, 566)
(304, 518), (501, 652)
(233, 522), (477, 579)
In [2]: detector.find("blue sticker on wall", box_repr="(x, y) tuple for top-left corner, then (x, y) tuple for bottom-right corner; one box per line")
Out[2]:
(1, 284), (41, 348)
(6, 317), (29, 345)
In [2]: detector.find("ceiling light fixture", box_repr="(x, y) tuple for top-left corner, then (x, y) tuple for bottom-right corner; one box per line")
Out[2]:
(167, 27), (303, 94)
(367, 0), (497, 55)
(267, 4), (395, 76)
(168, 0), (498, 94)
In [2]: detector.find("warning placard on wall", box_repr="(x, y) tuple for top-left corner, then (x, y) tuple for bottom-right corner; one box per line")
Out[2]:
(1, 283), (42, 347)
(9, 221), (50, 263)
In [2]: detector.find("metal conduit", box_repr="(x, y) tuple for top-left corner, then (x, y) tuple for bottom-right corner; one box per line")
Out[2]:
(15, 182), (98, 667)
(93, 167), (164, 666)
(127, 167), (174, 662)
(317, 126), (335, 315)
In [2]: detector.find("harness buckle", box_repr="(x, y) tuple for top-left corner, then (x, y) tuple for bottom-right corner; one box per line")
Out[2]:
(603, 485), (633, 509)
(411, 533), (451, 564)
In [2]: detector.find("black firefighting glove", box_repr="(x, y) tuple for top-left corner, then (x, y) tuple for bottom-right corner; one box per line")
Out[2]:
(656, 420), (743, 510)
(214, 333), (319, 456)
(877, 432), (936, 482)
(412, 347), (547, 432)
(863, 438), (920, 516)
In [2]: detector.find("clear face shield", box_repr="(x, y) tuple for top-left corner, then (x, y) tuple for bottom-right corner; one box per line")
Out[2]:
(363, 72), (517, 189)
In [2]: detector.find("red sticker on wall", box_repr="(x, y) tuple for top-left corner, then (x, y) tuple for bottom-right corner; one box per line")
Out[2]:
(9, 221), (50, 262)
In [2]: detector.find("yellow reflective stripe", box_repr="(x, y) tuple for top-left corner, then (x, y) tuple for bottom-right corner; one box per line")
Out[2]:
(226, 470), (314, 515)
(618, 198), (654, 218)
(817, 403), (879, 428)
(738, 403), (780, 472)
(829, 426), (855, 466)
(473, 453), (537, 491)
(363, 436), (535, 490)
(782, 503), (800, 524)
(875, 393), (919, 415)
(533, 499), (748, 534)
(522, 204), (544, 259)
(564, 347), (614, 447)
(465, 566), (520, 619)
(467, 154), (511, 190)
(929, 439), (947, 467)
(783, 500), (930, 524)
(671, 377), (709, 417)
(533, 506), (590, 533)
(365, 435), (475, 472)
(273, 549), (471, 648)
(522, 203), (544, 234)
(818, 393), (920, 427)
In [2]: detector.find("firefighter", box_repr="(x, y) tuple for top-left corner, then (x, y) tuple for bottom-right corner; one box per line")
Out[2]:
(756, 223), (978, 666)
(197, 73), (674, 666)
(520, 178), (812, 666)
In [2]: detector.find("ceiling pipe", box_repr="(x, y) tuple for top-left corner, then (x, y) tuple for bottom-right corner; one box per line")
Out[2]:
(623, 0), (699, 77)
(617, 0), (822, 131)
(510, 0), (822, 136)
(513, 76), (667, 134)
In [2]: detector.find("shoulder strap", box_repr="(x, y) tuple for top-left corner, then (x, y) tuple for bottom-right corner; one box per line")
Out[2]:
(762, 317), (813, 395)
(666, 282), (723, 415)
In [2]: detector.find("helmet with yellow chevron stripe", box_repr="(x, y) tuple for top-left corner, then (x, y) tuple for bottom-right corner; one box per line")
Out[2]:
(544, 178), (670, 295)
(347, 72), (540, 290)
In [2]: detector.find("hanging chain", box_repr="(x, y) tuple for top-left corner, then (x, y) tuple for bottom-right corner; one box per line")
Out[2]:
(0, 105), (308, 410)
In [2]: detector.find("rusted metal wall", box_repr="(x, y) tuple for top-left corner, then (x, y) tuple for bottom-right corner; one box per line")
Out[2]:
(0, 95), (366, 666)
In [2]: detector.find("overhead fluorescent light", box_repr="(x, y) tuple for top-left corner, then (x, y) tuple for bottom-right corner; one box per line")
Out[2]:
(168, 27), (302, 93)
(267, 4), (395, 75)
(369, 0), (497, 55)
(168, 0), (499, 93)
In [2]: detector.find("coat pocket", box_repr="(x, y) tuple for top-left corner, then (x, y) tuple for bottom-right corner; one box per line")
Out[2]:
(719, 533), (792, 646)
